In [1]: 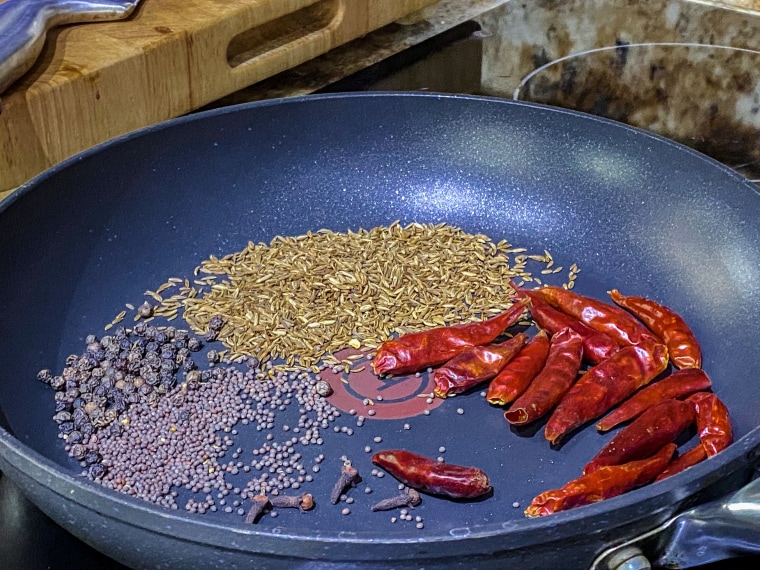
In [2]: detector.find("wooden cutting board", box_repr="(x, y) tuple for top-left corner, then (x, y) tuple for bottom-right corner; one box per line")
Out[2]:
(0, 0), (437, 192)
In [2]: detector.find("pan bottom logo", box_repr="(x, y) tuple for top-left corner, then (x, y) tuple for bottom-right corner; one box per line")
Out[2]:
(321, 349), (443, 420)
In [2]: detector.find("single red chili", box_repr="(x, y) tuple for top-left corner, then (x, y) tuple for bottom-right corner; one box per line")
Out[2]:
(504, 328), (583, 426)
(608, 289), (701, 369)
(371, 449), (491, 499)
(486, 330), (550, 406)
(687, 392), (733, 456)
(583, 399), (695, 474)
(596, 368), (711, 432)
(372, 298), (529, 376)
(514, 285), (618, 364)
(545, 342), (669, 444)
(525, 443), (676, 517)
(655, 444), (707, 482)
(533, 285), (660, 348)
(433, 333), (527, 398)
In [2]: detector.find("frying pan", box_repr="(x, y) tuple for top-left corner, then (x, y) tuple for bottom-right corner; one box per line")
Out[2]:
(2, 93), (760, 569)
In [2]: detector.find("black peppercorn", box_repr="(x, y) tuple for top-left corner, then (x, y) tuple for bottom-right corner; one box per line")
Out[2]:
(66, 430), (83, 445)
(88, 463), (106, 480)
(37, 369), (53, 383)
(187, 337), (203, 352)
(208, 315), (225, 331)
(59, 421), (75, 435)
(84, 450), (101, 465)
(53, 411), (72, 424)
(50, 375), (65, 390)
(69, 444), (87, 460)
(80, 422), (94, 439)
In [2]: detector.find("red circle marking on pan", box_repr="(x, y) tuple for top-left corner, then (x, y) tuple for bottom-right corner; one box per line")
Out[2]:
(322, 349), (444, 419)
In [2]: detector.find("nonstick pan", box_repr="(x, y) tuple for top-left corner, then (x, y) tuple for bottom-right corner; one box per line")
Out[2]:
(2, 93), (760, 569)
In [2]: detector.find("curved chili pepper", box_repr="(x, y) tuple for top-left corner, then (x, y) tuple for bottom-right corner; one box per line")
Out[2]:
(583, 399), (695, 474)
(545, 342), (669, 444)
(609, 289), (701, 369)
(533, 285), (660, 348)
(596, 368), (711, 432)
(372, 298), (529, 376)
(687, 392), (733, 456)
(486, 330), (550, 406)
(525, 443), (676, 517)
(655, 444), (707, 482)
(514, 285), (618, 364)
(504, 328), (583, 426)
(371, 449), (491, 499)
(433, 333), (528, 398)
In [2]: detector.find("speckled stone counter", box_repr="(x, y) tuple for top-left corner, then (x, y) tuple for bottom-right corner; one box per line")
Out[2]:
(478, 0), (760, 178)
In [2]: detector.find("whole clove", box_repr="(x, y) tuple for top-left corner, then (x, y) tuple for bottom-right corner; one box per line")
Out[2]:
(371, 488), (422, 512)
(270, 493), (315, 512)
(330, 462), (361, 504)
(245, 494), (271, 524)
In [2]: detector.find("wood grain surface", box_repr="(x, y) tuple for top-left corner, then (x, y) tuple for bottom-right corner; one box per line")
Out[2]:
(0, 0), (437, 192)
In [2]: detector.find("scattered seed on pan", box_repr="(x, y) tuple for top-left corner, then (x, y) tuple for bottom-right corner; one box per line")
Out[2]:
(40, 222), (582, 529)
(165, 223), (565, 366)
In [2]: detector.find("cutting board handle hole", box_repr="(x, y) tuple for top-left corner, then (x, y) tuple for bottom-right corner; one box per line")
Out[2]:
(227, 0), (341, 68)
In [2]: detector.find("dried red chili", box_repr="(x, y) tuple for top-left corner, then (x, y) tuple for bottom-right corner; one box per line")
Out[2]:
(583, 399), (695, 474)
(544, 342), (669, 444)
(596, 368), (711, 432)
(486, 330), (550, 406)
(655, 444), (707, 482)
(504, 328), (583, 426)
(533, 286), (660, 349)
(609, 289), (701, 369)
(433, 333), (527, 398)
(372, 298), (529, 376)
(524, 443), (675, 517)
(687, 392), (733, 456)
(515, 285), (619, 364)
(371, 449), (491, 499)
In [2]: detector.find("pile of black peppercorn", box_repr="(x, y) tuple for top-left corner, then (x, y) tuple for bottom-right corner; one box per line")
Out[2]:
(37, 320), (209, 480)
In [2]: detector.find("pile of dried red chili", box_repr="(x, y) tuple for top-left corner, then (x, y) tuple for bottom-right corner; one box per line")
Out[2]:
(371, 284), (732, 516)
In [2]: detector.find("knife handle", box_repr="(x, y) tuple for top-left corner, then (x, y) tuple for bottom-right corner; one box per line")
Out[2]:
(0, 0), (140, 94)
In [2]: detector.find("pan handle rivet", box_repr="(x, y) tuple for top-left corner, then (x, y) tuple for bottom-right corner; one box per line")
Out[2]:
(607, 546), (651, 570)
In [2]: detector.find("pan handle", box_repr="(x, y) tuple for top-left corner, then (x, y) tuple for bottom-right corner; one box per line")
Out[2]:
(592, 471), (760, 570)
(0, 0), (141, 94)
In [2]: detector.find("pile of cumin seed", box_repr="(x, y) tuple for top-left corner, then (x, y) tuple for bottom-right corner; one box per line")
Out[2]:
(147, 222), (579, 371)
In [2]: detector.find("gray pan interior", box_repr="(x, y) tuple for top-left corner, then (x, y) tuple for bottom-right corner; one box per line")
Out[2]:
(1, 93), (760, 569)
